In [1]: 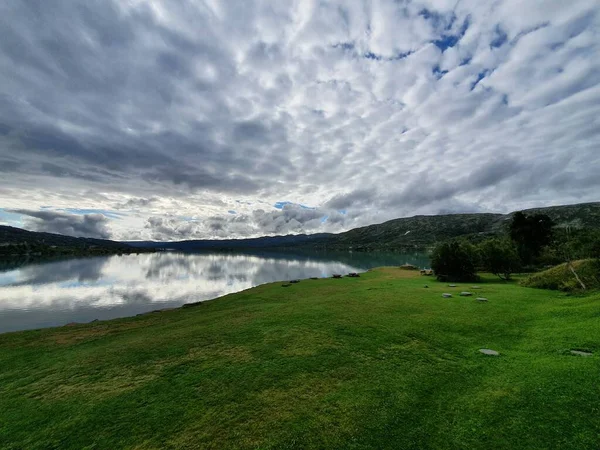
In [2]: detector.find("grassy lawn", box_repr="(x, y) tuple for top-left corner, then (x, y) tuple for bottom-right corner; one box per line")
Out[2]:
(1, 268), (599, 449)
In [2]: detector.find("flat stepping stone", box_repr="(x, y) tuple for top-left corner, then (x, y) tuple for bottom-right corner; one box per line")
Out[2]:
(570, 350), (593, 357)
(442, 293), (453, 298)
(476, 297), (489, 302)
(479, 349), (500, 356)
(460, 292), (473, 296)
(448, 284), (457, 287)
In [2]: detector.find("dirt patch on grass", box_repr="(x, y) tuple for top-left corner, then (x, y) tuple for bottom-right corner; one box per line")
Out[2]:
(37, 320), (153, 347)
(187, 344), (255, 364)
(375, 267), (422, 279)
(277, 330), (340, 357)
(22, 369), (158, 401)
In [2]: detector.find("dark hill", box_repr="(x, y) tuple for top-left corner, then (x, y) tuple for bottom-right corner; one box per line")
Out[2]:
(124, 233), (333, 251)
(0, 226), (137, 257)
(126, 202), (600, 252)
(320, 202), (600, 251)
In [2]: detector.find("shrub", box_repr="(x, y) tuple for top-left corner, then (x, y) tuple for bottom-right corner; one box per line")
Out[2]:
(478, 238), (521, 281)
(521, 259), (600, 292)
(431, 241), (478, 282)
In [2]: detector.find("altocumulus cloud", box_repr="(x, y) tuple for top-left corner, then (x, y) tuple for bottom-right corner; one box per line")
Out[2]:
(0, 0), (599, 240)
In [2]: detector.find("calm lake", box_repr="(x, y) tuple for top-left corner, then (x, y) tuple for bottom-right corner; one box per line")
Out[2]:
(0, 250), (430, 333)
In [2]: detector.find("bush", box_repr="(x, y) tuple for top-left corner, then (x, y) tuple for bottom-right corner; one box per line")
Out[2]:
(478, 238), (521, 280)
(521, 259), (600, 292)
(431, 241), (478, 282)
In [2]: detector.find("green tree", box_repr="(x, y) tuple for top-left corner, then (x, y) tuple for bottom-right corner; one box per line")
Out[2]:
(431, 241), (478, 282)
(509, 212), (554, 264)
(479, 238), (521, 280)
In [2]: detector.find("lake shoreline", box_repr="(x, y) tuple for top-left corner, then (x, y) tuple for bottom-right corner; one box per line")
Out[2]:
(7, 267), (385, 335)
(1, 268), (598, 449)
(0, 252), (431, 333)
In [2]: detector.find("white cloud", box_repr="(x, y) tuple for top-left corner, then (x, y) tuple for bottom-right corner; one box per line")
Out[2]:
(0, 0), (598, 240)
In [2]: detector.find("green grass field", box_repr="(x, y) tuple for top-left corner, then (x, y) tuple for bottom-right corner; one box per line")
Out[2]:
(1, 268), (599, 449)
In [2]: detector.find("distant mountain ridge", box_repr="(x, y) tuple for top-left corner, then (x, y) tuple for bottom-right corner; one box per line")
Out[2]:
(0, 225), (134, 252)
(124, 233), (334, 250)
(126, 202), (600, 252)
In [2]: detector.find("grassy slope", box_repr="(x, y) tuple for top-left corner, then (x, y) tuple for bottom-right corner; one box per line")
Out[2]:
(1, 269), (599, 449)
(522, 259), (600, 291)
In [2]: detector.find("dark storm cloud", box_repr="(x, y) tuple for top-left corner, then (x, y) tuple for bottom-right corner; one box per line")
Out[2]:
(325, 188), (378, 210)
(9, 209), (111, 239)
(0, 0), (268, 196)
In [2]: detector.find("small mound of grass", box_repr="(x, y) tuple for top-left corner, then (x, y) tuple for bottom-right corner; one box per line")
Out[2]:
(521, 259), (600, 292)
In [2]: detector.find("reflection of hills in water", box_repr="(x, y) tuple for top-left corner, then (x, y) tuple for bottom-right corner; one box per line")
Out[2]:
(0, 251), (430, 333)
(234, 249), (431, 269)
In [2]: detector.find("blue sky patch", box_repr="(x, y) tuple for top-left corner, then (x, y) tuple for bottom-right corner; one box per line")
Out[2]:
(471, 70), (489, 90)
(274, 201), (292, 209)
(418, 8), (446, 28)
(433, 16), (470, 51)
(274, 201), (315, 210)
(179, 216), (199, 222)
(0, 209), (24, 226)
(432, 65), (448, 78)
(334, 42), (355, 51)
(364, 50), (413, 61)
(490, 25), (508, 48)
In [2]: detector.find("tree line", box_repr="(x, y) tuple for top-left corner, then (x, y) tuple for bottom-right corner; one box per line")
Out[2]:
(0, 241), (154, 257)
(431, 212), (600, 282)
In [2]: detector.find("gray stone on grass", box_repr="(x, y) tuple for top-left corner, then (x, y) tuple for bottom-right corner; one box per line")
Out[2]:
(476, 297), (489, 302)
(460, 292), (473, 297)
(479, 349), (500, 356)
(570, 350), (593, 357)
(442, 293), (453, 298)
(448, 284), (457, 287)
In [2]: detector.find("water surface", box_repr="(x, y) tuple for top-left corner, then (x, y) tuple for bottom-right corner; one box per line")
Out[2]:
(0, 251), (429, 333)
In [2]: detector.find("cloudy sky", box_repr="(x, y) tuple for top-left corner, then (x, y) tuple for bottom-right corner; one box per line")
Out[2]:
(0, 0), (599, 241)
